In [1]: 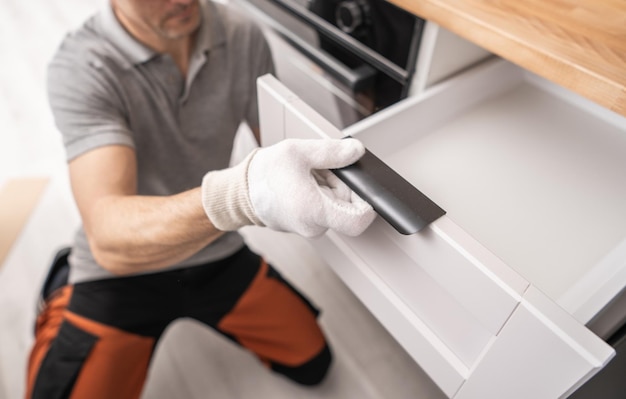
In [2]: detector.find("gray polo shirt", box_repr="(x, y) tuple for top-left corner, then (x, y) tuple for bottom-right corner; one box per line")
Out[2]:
(47, 0), (274, 283)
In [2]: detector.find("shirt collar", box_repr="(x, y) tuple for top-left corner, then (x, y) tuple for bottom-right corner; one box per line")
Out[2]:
(100, 2), (155, 66)
(99, 0), (226, 68)
(194, 0), (226, 56)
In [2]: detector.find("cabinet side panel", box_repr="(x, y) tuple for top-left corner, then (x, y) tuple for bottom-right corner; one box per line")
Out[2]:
(454, 287), (614, 399)
(257, 74), (296, 146)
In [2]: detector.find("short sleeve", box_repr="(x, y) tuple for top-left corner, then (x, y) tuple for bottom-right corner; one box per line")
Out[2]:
(47, 45), (135, 162)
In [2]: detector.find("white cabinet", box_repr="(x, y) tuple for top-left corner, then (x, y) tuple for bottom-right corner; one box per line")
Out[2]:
(409, 22), (492, 95)
(257, 57), (625, 398)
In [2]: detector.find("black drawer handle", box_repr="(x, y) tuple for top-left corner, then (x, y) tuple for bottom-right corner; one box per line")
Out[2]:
(332, 142), (445, 235)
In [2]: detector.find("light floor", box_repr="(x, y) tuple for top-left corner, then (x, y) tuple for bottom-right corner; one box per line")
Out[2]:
(0, 1), (445, 398)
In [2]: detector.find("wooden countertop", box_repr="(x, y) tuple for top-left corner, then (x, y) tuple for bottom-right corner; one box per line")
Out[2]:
(388, 0), (626, 117)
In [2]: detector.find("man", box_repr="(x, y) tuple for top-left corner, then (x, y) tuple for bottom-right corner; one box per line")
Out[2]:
(25, 0), (375, 397)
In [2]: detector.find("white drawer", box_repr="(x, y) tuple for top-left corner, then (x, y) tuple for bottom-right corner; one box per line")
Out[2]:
(257, 58), (623, 398)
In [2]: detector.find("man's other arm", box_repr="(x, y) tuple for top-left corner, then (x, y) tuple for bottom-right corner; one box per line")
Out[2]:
(69, 144), (224, 275)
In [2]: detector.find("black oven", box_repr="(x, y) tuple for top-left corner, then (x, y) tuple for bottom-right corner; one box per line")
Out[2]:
(234, 0), (425, 128)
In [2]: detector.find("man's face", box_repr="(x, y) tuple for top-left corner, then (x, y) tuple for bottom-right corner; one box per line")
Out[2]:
(114, 0), (201, 41)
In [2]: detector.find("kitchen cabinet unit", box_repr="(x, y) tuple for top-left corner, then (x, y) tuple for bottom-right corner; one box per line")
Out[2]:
(387, 0), (626, 118)
(256, 53), (626, 397)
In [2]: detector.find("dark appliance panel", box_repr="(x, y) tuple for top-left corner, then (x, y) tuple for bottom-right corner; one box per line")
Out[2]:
(237, 0), (424, 127)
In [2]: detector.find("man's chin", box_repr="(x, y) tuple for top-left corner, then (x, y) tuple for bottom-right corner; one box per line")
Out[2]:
(161, 25), (199, 40)
(161, 14), (201, 40)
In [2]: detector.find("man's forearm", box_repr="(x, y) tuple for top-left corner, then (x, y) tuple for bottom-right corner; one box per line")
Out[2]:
(86, 187), (223, 275)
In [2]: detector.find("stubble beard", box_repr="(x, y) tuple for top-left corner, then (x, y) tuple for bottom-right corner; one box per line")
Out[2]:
(156, 4), (201, 40)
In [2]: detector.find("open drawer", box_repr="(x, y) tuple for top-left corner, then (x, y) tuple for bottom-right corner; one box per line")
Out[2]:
(257, 58), (624, 398)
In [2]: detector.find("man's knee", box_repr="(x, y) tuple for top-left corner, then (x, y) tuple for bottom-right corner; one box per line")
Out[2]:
(272, 344), (333, 386)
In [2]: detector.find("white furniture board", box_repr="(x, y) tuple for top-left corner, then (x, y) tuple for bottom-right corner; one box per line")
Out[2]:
(349, 58), (626, 311)
(339, 218), (496, 369)
(410, 22), (493, 95)
(455, 287), (614, 399)
(315, 231), (468, 397)
(335, 214), (531, 370)
(258, 73), (298, 146)
(560, 236), (626, 325)
(260, 74), (531, 372)
(256, 63), (617, 398)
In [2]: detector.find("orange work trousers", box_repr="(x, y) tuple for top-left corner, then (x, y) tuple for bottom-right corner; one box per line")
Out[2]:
(26, 246), (331, 399)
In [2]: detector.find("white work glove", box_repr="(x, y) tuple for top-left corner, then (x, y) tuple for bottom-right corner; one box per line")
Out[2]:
(201, 138), (376, 237)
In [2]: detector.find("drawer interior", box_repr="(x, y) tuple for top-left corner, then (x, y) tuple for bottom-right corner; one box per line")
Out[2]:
(347, 59), (626, 306)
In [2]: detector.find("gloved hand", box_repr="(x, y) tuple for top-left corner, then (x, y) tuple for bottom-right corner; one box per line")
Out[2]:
(201, 138), (376, 237)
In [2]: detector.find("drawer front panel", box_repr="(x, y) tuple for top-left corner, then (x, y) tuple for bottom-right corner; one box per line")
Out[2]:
(314, 231), (468, 397)
(377, 216), (528, 334)
(257, 71), (615, 398)
(342, 218), (496, 368)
